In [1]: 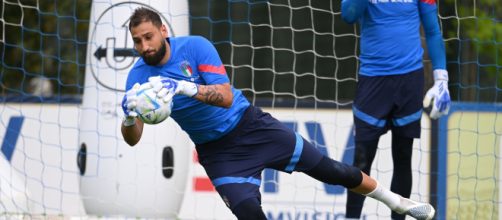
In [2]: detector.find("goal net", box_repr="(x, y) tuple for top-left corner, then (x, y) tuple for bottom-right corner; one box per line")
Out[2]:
(0, 0), (500, 219)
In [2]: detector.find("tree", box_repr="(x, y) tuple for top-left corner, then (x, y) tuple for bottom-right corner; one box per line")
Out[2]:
(0, 0), (91, 97)
(440, 0), (502, 102)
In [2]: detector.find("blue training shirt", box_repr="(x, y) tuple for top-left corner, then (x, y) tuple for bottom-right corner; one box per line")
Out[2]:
(356, 0), (438, 76)
(126, 36), (250, 144)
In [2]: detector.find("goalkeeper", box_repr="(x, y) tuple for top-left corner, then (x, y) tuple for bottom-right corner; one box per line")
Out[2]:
(341, 0), (451, 219)
(121, 7), (435, 220)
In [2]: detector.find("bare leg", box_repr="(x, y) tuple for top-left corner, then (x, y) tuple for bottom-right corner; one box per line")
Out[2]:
(348, 171), (377, 194)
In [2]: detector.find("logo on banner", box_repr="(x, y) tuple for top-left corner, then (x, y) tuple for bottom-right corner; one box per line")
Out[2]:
(89, 2), (175, 91)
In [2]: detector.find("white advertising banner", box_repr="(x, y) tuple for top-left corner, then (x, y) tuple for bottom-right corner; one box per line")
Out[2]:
(0, 104), (431, 219)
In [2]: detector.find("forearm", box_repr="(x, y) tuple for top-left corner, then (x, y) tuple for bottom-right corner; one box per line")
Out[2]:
(193, 83), (233, 108)
(121, 118), (144, 146)
(422, 10), (451, 120)
(149, 76), (234, 108)
(341, 0), (368, 24)
(421, 10), (446, 70)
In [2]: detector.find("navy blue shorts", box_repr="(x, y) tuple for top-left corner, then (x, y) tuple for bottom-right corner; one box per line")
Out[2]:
(353, 68), (424, 141)
(195, 105), (323, 210)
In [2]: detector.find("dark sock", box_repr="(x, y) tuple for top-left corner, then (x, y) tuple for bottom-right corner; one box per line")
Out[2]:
(345, 139), (379, 218)
(390, 135), (413, 220)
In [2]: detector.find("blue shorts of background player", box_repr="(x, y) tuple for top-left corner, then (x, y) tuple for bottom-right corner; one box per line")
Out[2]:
(353, 68), (424, 142)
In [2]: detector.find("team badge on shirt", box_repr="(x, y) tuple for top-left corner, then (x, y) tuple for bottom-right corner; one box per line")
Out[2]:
(180, 60), (193, 77)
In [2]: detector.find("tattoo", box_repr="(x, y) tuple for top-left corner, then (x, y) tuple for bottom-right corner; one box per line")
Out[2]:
(201, 85), (224, 105)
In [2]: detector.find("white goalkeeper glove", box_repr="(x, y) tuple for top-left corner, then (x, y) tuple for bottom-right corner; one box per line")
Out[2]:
(423, 69), (451, 119)
(121, 82), (154, 126)
(148, 76), (198, 102)
(121, 83), (140, 126)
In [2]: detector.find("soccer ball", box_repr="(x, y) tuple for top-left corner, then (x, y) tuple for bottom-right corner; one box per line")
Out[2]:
(134, 87), (173, 125)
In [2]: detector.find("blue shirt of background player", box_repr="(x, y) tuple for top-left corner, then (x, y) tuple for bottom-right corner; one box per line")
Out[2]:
(347, 0), (440, 76)
(126, 36), (250, 144)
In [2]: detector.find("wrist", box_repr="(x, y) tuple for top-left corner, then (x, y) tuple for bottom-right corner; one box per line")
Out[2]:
(433, 69), (448, 81)
(122, 116), (136, 127)
(180, 81), (198, 97)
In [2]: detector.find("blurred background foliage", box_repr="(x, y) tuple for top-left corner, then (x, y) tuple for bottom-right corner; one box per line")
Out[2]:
(439, 0), (501, 102)
(0, 0), (91, 97)
(0, 0), (500, 103)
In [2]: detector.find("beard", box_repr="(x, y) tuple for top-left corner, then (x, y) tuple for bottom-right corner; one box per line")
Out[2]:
(142, 39), (167, 66)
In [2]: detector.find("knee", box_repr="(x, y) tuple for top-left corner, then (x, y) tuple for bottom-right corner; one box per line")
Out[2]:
(232, 198), (267, 220)
(353, 140), (378, 171)
(307, 156), (363, 189)
(392, 146), (413, 164)
(392, 135), (413, 163)
(353, 152), (370, 170)
(330, 159), (363, 188)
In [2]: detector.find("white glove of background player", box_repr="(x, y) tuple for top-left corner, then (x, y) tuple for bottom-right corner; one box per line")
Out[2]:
(148, 76), (198, 102)
(423, 69), (451, 119)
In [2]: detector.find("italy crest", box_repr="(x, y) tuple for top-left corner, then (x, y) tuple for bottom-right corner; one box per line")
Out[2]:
(180, 60), (193, 77)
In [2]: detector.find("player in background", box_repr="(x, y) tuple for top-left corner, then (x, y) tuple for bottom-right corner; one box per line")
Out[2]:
(121, 7), (435, 220)
(341, 0), (451, 219)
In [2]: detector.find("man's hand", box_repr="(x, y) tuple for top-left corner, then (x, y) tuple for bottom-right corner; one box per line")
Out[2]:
(148, 76), (198, 102)
(423, 69), (451, 119)
(121, 83), (141, 126)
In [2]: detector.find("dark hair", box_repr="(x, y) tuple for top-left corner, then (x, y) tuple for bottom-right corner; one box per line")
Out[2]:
(129, 7), (162, 31)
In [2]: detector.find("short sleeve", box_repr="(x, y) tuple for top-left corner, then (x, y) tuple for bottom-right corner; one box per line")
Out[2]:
(190, 36), (229, 85)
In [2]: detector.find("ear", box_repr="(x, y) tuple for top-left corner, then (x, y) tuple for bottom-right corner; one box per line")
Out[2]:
(160, 24), (168, 38)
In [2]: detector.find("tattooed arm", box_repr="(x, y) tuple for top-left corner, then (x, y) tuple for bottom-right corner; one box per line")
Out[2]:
(147, 76), (234, 108)
(193, 83), (233, 108)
